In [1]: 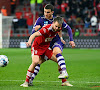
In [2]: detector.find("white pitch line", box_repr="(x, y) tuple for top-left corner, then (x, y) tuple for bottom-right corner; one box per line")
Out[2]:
(0, 80), (100, 83)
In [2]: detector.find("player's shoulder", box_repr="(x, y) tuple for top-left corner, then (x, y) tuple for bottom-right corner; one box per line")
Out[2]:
(38, 16), (46, 20)
(43, 24), (52, 30)
(43, 24), (51, 28)
(62, 21), (69, 28)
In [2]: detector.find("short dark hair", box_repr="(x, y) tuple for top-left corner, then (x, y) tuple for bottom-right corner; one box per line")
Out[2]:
(44, 4), (54, 11)
(53, 16), (63, 25)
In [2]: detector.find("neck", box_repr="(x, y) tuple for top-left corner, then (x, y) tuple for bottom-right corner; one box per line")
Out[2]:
(46, 15), (53, 20)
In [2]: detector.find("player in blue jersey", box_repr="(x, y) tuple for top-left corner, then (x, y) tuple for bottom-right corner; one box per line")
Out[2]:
(29, 4), (75, 86)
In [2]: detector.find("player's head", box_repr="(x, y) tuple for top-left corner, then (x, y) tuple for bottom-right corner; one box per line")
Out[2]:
(52, 16), (63, 32)
(44, 4), (54, 19)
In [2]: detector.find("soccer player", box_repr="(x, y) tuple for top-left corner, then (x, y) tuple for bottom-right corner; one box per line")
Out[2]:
(20, 16), (68, 87)
(29, 4), (75, 86)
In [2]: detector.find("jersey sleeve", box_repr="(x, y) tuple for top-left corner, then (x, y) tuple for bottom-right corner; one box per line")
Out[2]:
(32, 17), (42, 34)
(62, 21), (73, 41)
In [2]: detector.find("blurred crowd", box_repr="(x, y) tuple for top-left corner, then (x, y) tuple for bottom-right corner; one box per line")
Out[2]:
(1, 0), (100, 36)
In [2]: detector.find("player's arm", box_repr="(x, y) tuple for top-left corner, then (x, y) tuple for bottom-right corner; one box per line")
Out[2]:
(32, 17), (41, 34)
(58, 30), (66, 44)
(26, 32), (41, 47)
(62, 22), (75, 48)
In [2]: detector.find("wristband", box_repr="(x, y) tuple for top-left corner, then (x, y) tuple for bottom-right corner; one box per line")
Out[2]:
(60, 37), (63, 40)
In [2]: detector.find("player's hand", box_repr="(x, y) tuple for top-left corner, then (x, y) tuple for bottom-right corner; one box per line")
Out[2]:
(26, 42), (31, 47)
(69, 41), (75, 48)
(35, 25), (41, 31)
(61, 39), (66, 44)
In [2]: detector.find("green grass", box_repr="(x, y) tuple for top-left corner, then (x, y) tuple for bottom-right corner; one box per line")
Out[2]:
(0, 48), (100, 90)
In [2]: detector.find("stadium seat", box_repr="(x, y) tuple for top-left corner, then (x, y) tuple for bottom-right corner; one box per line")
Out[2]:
(22, 34), (26, 37)
(10, 30), (13, 37)
(17, 34), (21, 37)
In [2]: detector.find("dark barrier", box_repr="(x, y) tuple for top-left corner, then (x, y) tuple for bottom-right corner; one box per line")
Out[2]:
(9, 36), (100, 48)
(9, 37), (28, 48)
(64, 36), (100, 48)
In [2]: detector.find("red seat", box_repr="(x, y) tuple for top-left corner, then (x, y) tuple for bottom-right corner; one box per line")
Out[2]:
(10, 30), (13, 37)
(17, 34), (21, 37)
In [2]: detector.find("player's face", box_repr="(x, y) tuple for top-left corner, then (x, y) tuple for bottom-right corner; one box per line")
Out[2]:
(44, 9), (54, 19)
(52, 21), (62, 32)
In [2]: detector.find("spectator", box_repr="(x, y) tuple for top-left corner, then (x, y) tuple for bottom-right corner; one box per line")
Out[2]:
(97, 1), (100, 16)
(24, 9), (32, 20)
(11, 0), (16, 14)
(67, 18), (74, 29)
(84, 14), (91, 33)
(76, 8), (82, 23)
(57, 0), (62, 5)
(87, 0), (93, 10)
(1, 6), (7, 16)
(27, 14), (33, 34)
(61, 0), (67, 14)
(82, 8), (89, 20)
(54, 1), (61, 16)
(70, 13), (77, 23)
(84, 14), (91, 28)
(15, 9), (23, 19)
(69, 1), (77, 15)
(12, 16), (19, 33)
(77, 0), (84, 11)
(90, 15), (98, 33)
(82, 0), (88, 10)
(18, 16), (27, 28)
(97, 19), (100, 36)
(91, 7), (97, 16)
(65, 6), (71, 20)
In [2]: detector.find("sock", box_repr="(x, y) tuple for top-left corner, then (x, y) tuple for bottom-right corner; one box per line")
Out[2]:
(56, 53), (67, 72)
(26, 70), (33, 83)
(31, 64), (40, 81)
(58, 68), (67, 83)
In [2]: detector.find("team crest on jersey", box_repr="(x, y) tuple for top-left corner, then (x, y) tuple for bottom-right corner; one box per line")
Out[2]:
(44, 21), (48, 26)
(43, 28), (46, 33)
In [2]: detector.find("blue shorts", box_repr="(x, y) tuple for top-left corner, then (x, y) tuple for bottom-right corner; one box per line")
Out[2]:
(50, 39), (64, 52)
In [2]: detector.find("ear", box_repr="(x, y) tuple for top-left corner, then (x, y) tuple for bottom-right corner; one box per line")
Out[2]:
(52, 11), (54, 14)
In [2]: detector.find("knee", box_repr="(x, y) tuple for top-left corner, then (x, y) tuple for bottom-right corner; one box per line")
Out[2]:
(53, 51), (58, 56)
(53, 50), (62, 56)
(53, 47), (62, 55)
(32, 60), (39, 66)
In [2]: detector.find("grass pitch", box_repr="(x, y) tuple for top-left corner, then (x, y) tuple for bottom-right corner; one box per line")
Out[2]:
(0, 48), (100, 90)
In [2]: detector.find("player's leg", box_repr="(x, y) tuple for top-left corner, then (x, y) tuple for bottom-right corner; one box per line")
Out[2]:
(52, 41), (73, 86)
(53, 47), (73, 86)
(29, 58), (46, 86)
(29, 46), (47, 86)
(20, 55), (41, 87)
(44, 47), (68, 78)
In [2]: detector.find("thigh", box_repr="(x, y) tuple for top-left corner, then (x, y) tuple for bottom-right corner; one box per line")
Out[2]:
(43, 47), (53, 60)
(52, 40), (64, 54)
(43, 47), (57, 63)
(53, 47), (62, 55)
(31, 47), (45, 57)
(32, 55), (40, 62)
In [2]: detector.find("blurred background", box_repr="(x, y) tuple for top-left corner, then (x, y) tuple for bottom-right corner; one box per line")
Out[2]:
(0, 0), (100, 48)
